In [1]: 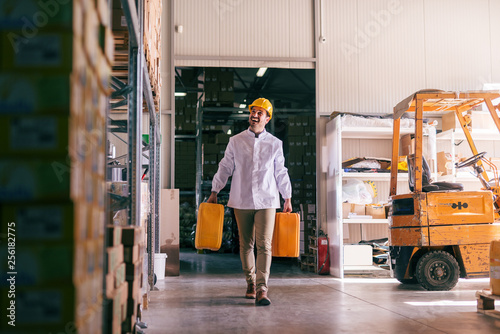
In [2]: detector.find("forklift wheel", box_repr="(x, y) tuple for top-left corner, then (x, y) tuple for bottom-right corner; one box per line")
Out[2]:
(416, 251), (460, 291)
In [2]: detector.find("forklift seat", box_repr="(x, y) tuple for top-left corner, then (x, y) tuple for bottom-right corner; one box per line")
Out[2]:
(407, 155), (464, 192)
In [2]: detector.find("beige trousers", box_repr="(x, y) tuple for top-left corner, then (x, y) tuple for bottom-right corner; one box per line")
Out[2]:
(233, 208), (276, 291)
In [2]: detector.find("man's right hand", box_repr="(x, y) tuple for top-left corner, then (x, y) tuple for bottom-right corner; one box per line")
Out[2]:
(207, 192), (217, 204)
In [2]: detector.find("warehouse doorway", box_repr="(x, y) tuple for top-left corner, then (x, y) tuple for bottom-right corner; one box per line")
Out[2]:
(171, 66), (316, 275)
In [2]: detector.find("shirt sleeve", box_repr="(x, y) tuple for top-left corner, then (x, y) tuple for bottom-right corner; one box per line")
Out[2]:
(211, 138), (235, 193)
(274, 141), (292, 199)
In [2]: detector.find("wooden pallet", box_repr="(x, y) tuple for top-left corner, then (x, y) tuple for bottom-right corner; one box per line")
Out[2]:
(300, 253), (317, 273)
(476, 289), (500, 319)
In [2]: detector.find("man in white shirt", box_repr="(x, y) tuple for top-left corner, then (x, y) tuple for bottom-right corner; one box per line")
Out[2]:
(207, 98), (292, 306)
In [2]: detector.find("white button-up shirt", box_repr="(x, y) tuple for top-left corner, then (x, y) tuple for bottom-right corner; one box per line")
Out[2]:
(211, 129), (292, 209)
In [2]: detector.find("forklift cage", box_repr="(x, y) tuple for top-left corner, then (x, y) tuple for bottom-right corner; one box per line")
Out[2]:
(390, 90), (500, 196)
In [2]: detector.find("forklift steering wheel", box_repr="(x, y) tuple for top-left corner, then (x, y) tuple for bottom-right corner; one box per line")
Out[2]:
(455, 152), (487, 169)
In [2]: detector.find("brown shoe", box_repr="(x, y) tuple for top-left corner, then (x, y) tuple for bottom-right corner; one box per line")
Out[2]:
(245, 283), (256, 299)
(255, 289), (271, 306)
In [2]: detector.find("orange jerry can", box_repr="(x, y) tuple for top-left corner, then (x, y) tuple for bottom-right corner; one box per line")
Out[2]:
(272, 212), (300, 257)
(195, 203), (224, 251)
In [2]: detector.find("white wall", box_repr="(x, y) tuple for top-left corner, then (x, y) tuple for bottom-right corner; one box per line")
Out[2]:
(173, 0), (315, 68)
(318, 0), (500, 115)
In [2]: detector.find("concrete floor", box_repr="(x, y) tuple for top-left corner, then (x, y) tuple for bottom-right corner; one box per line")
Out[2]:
(142, 249), (500, 334)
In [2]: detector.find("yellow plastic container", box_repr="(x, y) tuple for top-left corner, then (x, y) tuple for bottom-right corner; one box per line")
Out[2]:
(195, 203), (224, 251)
(272, 212), (300, 257)
(491, 240), (500, 295)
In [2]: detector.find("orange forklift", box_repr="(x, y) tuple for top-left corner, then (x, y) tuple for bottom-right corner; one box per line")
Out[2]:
(389, 90), (500, 290)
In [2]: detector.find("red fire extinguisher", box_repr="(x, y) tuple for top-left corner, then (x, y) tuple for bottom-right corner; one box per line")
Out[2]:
(317, 233), (330, 275)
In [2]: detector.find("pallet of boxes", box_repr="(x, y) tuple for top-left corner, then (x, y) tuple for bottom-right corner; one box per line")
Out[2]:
(105, 225), (146, 334)
(0, 0), (112, 332)
(112, 0), (162, 107)
(107, 181), (149, 333)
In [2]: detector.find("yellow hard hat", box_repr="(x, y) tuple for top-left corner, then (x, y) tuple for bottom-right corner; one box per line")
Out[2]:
(249, 98), (273, 119)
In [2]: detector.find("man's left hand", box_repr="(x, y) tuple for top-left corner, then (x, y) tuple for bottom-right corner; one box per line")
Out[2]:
(283, 198), (292, 213)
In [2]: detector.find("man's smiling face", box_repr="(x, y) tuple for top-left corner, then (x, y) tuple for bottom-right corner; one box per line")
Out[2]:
(249, 106), (270, 133)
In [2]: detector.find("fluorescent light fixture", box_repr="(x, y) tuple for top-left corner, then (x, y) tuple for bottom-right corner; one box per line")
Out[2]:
(239, 104), (247, 108)
(256, 67), (267, 77)
(227, 129), (232, 135)
(237, 110), (243, 114)
(174, 92), (187, 97)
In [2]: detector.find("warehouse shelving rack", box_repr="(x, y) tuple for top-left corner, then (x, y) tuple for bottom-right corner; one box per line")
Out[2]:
(107, 0), (161, 294)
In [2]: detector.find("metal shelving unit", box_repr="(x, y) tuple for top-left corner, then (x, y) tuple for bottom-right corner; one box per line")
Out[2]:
(108, 0), (160, 292)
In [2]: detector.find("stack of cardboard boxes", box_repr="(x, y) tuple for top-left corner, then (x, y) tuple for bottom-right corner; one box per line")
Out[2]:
(287, 116), (316, 207)
(105, 226), (127, 334)
(203, 68), (234, 107)
(143, 0), (162, 105)
(111, 0), (162, 106)
(174, 141), (196, 189)
(0, 0), (112, 332)
(175, 93), (197, 133)
(121, 226), (145, 333)
(104, 225), (146, 334)
(202, 134), (229, 181)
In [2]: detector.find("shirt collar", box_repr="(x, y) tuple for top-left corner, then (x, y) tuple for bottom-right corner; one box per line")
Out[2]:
(247, 128), (267, 138)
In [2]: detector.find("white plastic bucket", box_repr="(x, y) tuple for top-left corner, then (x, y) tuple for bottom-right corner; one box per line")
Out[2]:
(154, 253), (167, 280)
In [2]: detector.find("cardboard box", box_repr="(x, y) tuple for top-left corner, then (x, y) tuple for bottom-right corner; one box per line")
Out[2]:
(106, 244), (124, 272)
(442, 111), (462, 132)
(215, 133), (230, 144)
(125, 260), (143, 282)
(0, 115), (70, 156)
(114, 262), (126, 288)
(0, 74), (71, 115)
(437, 151), (453, 175)
(366, 205), (386, 219)
(104, 281), (128, 333)
(0, 0), (73, 29)
(104, 27), (115, 66)
(123, 244), (140, 263)
(1, 203), (74, 242)
(107, 225), (122, 247)
(0, 286), (77, 331)
(122, 226), (144, 246)
(0, 159), (71, 202)
(112, 9), (128, 31)
(400, 134), (412, 155)
(1, 31), (73, 73)
(97, 0), (111, 27)
(342, 203), (365, 219)
(8, 243), (76, 287)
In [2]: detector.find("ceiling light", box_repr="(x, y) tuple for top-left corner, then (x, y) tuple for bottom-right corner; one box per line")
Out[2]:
(239, 104), (247, 108)
(174, 92), (187, 97)
(227, 129), (232, 135)
(256, 67), (267, 77)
